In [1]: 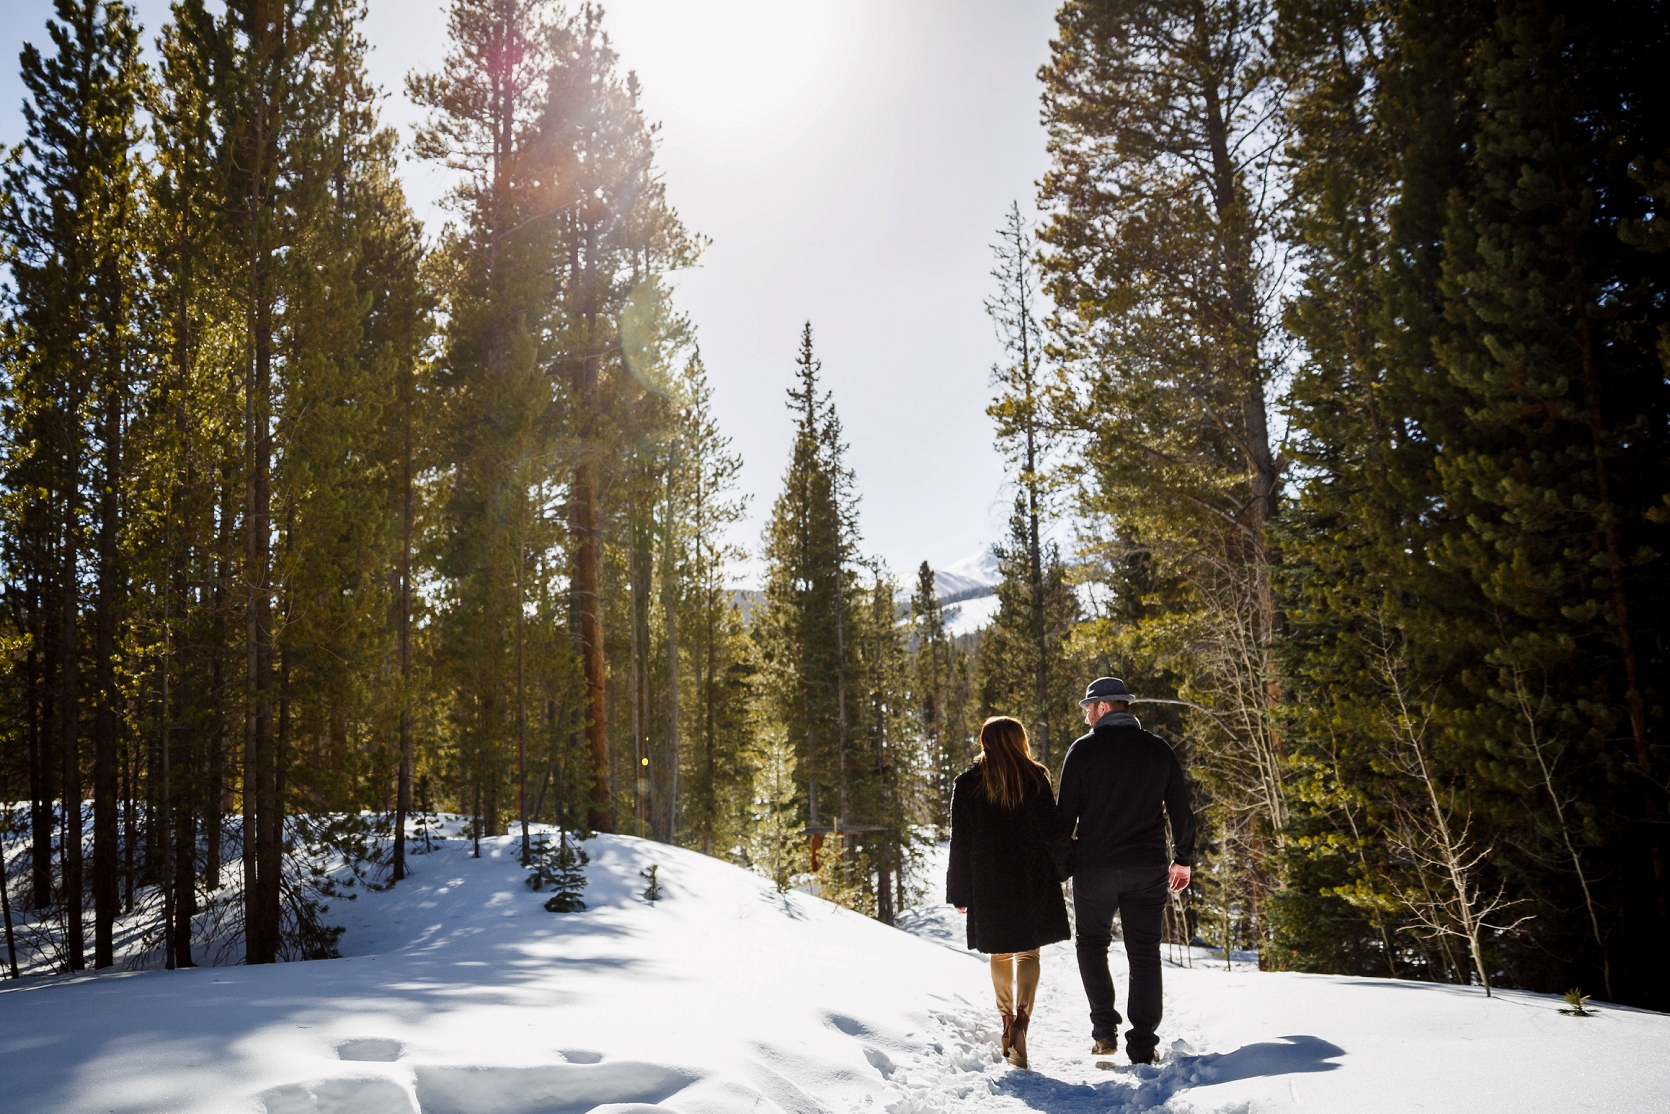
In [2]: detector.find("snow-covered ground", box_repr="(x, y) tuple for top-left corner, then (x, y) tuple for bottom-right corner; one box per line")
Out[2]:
(2, 829), (1665, 1113)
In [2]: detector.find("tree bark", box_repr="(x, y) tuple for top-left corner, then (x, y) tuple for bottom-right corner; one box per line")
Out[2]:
(206, 470), (232, 890)
(171, 723), (196, 967)
(629, 519), (646, 835)
(28, 603), (52, 910)
(245, 186), (277, 967)
(60, 438), (85, 972)
(517, 537), (529, 858)
(575, 449), (610, 833)
(663, 447), (680, 845)
(93, 338), (123, 968)
(393, 381), (414, 881)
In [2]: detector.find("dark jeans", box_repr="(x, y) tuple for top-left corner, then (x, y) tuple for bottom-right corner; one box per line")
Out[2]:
(1072, 864), (1168, 1057)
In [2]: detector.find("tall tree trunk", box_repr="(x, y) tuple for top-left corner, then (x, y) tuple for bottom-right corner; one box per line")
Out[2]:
(629, 521), (645, 836)
(1020, 283), (1048, 771)
(171, 722), (196, 967)
(206, 488), (226, 893)
(701, 578), (716, 856)
(121, 718), (134, 912)
(239, 3), (285, 966)
(1026, 472), (1046, 767)
(663, 449), (680, 845)
(146, 690), (162, 882)
(28, 609), (52, 909)
(161, 614), (174, 971)
(245, 216), (277, 966)
(876, 838), (894, 925)
(60, 443), (85, 972)
(1, 819), (17, 976)
(517, 537), (529, 858)
(834, 575), (849, 829)
(93, 351), (123, 968)
(575, 447), (609, 833)
(393, 386), (414, 880)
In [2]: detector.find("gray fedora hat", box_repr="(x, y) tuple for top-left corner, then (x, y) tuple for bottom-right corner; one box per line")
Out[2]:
(1079, 676), (1136, 707)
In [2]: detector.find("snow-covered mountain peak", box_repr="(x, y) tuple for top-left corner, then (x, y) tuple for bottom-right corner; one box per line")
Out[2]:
(934, 548), (1000, 603)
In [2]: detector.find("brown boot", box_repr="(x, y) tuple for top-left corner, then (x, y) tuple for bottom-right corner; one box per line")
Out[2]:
(1000, 1012), (1016, 1057)
(1008, 1006), (1030, 1069)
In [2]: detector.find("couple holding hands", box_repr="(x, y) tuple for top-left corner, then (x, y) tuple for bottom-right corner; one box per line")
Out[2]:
(946, 677), (1195, 1069)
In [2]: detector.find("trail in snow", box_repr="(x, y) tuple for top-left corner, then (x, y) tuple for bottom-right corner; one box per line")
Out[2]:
(0, 827), (1664, 1114)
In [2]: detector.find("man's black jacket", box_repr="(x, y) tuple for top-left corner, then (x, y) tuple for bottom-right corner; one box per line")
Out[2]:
(1057, 718), (1195, 870)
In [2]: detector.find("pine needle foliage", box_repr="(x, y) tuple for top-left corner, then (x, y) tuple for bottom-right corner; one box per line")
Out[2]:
(526, 829), (589, 913)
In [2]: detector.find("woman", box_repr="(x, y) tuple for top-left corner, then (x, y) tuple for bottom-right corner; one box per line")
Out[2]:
(947, 716), (1071, 1069)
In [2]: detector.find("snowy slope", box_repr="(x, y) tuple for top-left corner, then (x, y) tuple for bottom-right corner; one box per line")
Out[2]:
(943, 593), (1002, 638)
(936, 551), (1000, 601)
(1, 830), (1665, 1114)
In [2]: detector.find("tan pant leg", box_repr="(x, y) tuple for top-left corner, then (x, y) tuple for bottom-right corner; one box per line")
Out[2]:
(1014, 949), (1041, 1013)
(990, 952), (1016, 1014)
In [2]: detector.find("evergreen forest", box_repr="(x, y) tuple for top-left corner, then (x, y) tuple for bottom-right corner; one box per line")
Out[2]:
(0, 0), (1664, 1013)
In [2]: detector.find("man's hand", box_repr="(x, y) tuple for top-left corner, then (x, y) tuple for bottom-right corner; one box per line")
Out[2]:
(1168, 864), (1191, 893)
(956, 906), (967, 913)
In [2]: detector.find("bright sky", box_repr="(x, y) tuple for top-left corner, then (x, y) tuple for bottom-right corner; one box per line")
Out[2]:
(1, 0), (1059, 584)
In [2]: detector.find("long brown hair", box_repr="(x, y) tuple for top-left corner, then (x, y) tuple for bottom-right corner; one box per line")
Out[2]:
(977, 716), (1051, 808)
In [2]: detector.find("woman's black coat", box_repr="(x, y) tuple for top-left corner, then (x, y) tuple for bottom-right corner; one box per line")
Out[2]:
(945, 763), (1071, 954)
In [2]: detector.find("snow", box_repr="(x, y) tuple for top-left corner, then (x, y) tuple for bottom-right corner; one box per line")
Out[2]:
(2, 829), (1666, 1114)
(942, 550), (1001, 588)
(944, 592), (1001, 637)
(933, 551), (1000, 607)
(932, 568), (992, 601)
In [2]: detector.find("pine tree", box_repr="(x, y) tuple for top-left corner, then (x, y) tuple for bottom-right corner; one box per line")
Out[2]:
(977, 501), (1081, 771)
(1272, 0), (1670, 1004)
(1269, 0), (1491, 980)
(910, 561), (970, 833)
(0, 0), (148, 971)
(412, 1), (695, 845)
(1426, 0), (1669, 999)
(1040, 0), (1294, 951)
(639, 863), (661, 902)
(985, 202), (1063, 767)
(542, 829), (590, 912)
(0, 0), (737, 976)
(746, 729), (803, 893)
(612, 274), (692, 843)
(543, 8), (696, 835)
(671, 354), (756, 859)
(760, 324), (865, 848)
(411, 0), (557, 850)
(859, 569), (918, 923)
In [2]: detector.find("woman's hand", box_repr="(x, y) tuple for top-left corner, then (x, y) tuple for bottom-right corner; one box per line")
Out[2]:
(956, 907), (967, 913)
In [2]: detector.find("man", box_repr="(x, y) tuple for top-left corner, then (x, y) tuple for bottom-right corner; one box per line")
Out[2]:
(1057, 676), (1195, 1064)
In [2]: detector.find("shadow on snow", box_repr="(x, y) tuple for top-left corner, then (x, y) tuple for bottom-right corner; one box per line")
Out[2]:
(997, 1034), (1345, 1113)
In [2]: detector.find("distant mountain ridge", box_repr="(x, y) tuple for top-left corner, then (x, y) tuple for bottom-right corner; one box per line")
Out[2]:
(934, 549), (999, 603)
(730, 549), (998, 621)
(933, 569), (996, 604)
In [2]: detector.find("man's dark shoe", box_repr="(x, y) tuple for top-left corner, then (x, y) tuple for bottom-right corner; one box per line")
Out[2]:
(1091, 1037), (1118, 1056)
(1128, 1048), (1159, 1065)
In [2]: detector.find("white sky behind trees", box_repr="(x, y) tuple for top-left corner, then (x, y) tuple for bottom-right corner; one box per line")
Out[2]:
(1, 0), (1060, 584)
